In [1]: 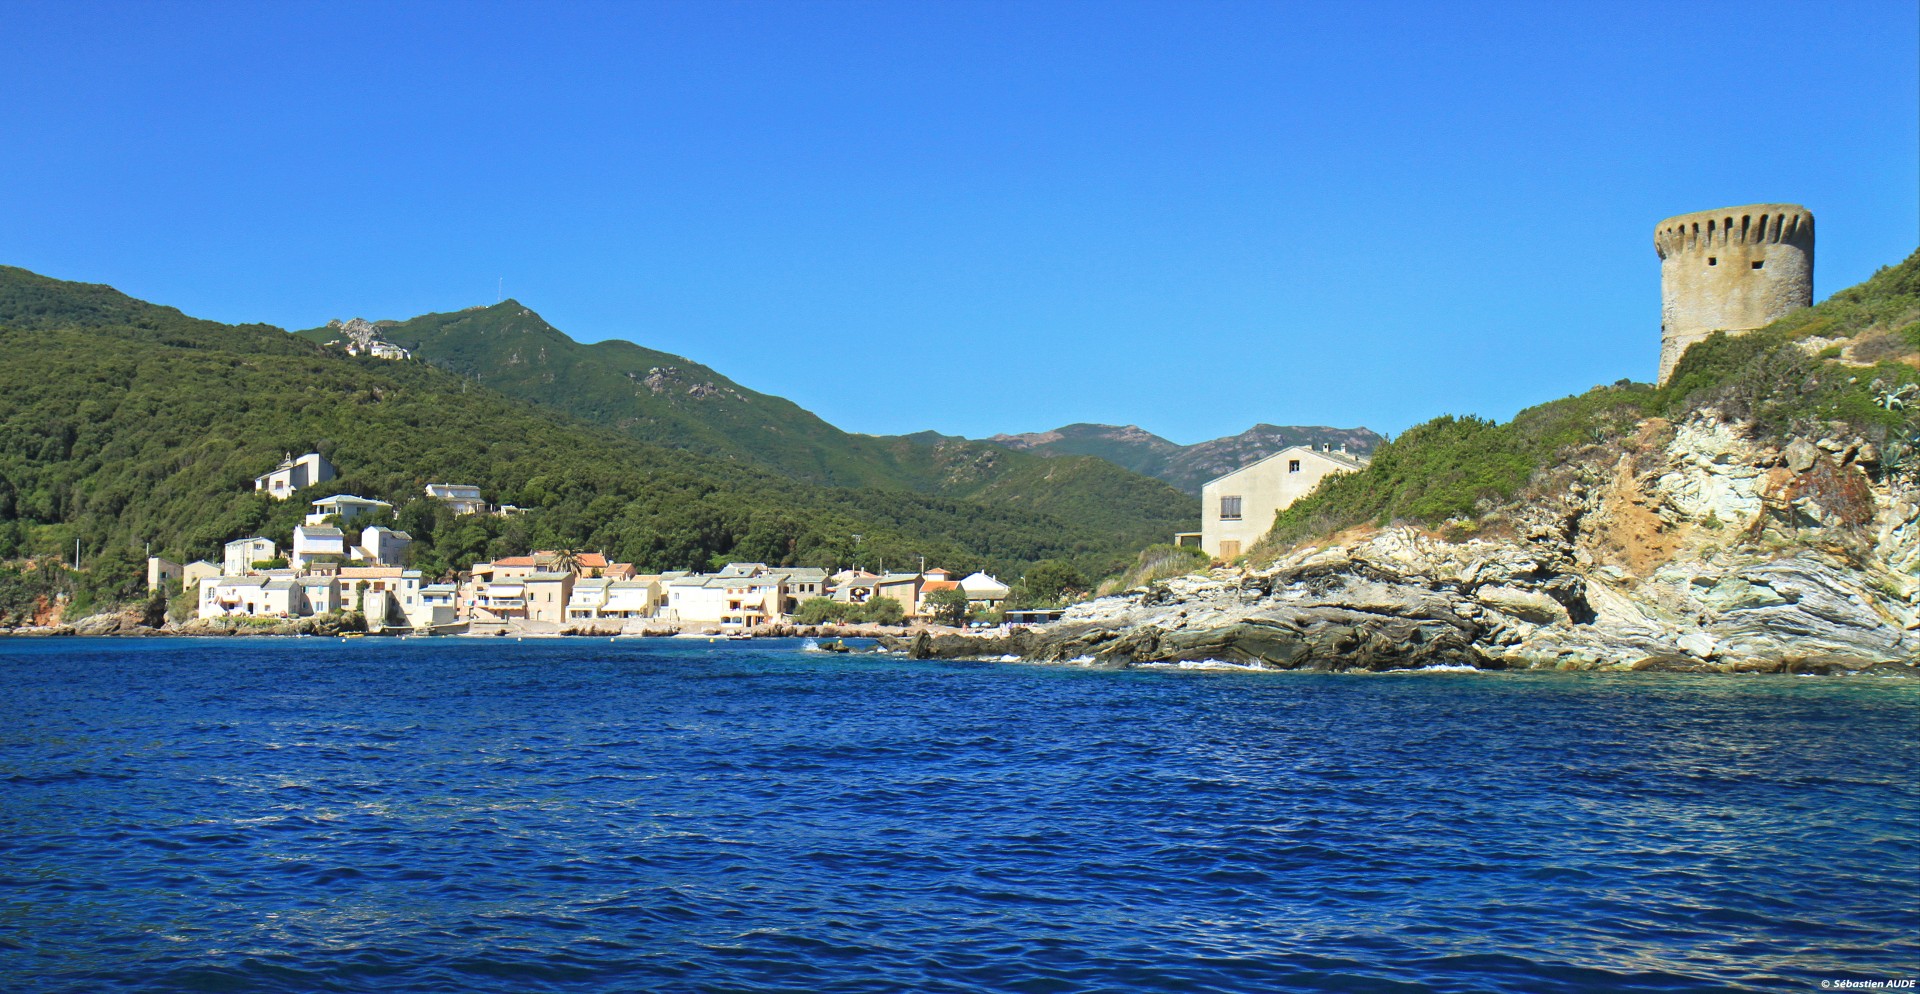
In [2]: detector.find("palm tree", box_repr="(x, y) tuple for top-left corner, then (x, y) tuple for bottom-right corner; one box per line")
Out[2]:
(546, 549), (584, 576)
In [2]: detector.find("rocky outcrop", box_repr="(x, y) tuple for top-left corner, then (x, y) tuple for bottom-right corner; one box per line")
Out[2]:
(905, 414), (1919, 674)
(171, 614), (367, 637)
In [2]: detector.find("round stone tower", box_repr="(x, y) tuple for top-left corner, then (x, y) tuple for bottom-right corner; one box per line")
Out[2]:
(1655, 203), (1813, 384)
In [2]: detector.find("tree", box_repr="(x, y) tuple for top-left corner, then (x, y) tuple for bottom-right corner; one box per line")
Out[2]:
(860, 595), (904, 625)
(924, 588), (969, 627)
(794, 597), (851, 625)
(1016, 560), (1087, 606)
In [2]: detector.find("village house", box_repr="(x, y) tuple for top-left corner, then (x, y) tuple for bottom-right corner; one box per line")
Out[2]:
(146, 556), (182, 592)
(305, 494), (392, 527)
(524, 572), (574, 624)
(958, 571), (1012, 610)
(254, 452), (336, 500)
(299, 575), (340, 615)
(1199, 445), (1370, 560)
(355, 525), (412, 566)
(290, 525), (346, 569)
(423, 483), (487, 516)
(764, 567), (828, 614)
(567, 577), (663, 622)
(223, 537), (277, 576)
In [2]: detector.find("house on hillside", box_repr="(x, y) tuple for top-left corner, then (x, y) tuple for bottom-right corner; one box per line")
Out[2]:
(255, 452), (336, 500)
(291, 525), (346, 569)
(1200, 445), (1369, 560)
(305, 495), (392, 527)
(223, 537), (277, 576)
(356, 526), (412, 566)
(147, 557), (182, 593)
(423, 483), (488, 515)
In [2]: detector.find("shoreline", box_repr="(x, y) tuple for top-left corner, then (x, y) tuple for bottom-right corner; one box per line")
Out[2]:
(3, 614), (1913, 676)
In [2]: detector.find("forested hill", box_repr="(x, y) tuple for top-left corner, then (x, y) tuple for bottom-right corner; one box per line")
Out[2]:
(0, 266), (1193, 579)
(292, 305), (1201, 524)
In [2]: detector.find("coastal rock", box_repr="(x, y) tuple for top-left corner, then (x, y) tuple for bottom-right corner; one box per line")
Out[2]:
(920, 413), (1918, 676)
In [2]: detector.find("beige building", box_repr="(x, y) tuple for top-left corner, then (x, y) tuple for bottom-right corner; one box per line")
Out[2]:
(1200, 446), (1369, 560)
(254, 452), (336, 500)
(1655, 204), (1813, 384)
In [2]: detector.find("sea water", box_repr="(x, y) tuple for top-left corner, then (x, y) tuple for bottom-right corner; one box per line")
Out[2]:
(1, 637), (1914, 993)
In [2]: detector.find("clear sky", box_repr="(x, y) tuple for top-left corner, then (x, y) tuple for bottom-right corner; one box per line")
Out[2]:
(4, 1), (1915, 443)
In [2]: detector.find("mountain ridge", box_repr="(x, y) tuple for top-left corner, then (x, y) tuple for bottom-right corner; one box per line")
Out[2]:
(980, 422), (1383, 494)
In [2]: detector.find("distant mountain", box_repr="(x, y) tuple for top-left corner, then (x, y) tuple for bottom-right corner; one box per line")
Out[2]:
(986, 423), (1383, 494)
(294, 303), (1197, 545)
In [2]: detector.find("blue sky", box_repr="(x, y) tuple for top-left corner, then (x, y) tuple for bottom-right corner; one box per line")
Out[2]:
(4, 1), (1915, 443)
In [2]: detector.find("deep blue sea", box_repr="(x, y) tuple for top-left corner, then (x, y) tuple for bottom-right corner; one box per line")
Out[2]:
(1, 637), (1915, 993)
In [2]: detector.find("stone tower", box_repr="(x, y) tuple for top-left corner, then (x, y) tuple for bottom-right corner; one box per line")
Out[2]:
(1655, 203), (1813, 384)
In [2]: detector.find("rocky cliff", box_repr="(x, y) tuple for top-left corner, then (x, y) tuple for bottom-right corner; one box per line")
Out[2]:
(896, 412), (1918, 673)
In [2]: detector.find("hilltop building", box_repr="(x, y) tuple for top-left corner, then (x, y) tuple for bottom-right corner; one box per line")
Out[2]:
(1656, 203), (1813, 384)
(424, 483), (488, 515)
(306, 494), (393, 526)
(1199, 445), (1369, 560)
(254, 452), (336, 500)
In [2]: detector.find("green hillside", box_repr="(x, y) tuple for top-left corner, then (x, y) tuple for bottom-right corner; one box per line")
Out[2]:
(0, 267), (1192, 583)
(1254, 248), (1920, 555)
(295, 306), (1202, 525)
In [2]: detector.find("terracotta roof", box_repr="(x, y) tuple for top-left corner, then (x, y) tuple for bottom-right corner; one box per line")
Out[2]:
(337, 566), (403, 578)
(492, 556), (537, 568)
(921, 580), (960, 592)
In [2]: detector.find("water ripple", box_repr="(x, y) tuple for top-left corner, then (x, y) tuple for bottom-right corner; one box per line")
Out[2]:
(0, 637), (1914, 993)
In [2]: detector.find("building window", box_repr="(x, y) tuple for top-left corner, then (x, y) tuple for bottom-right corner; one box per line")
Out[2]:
(1751, 260), (1764, 270)
(1219, 541), (1241, 559)
(1707, 257), (1717, 266)
(1219, 496), (1243, 521)
(1289, 459), (1301, 473)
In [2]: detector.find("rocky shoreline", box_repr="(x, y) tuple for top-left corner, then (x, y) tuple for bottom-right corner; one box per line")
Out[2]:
(883, 415), (1920, 675)
(12, 416), (1916, 676)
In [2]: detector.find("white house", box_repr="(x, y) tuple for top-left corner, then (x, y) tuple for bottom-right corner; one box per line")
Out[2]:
(356, 526), (411, 566)
(1200, 445), (1370, 560)
(958, 571), (1012, 610)
(305, 494), (393, 527)
(291, 525), (346, 568)
(223, 537), (277, 576)
(299, 576), (340, 615)
(201, 576), (267, 617)
(424, 484), (488, 515)
(254, 452), (336, 500)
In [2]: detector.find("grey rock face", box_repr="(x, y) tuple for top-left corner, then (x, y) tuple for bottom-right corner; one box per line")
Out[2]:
(905, 414), (1918, 675)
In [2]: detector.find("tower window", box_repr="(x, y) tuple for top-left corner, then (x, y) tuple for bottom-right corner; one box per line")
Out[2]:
(1751, 260), (1764, 270)
(1707, 257), (1717, 266)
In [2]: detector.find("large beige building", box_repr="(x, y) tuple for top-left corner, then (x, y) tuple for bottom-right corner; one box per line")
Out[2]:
(1200, 446), (1369, 560)
(1655, 203), (1813, 384)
